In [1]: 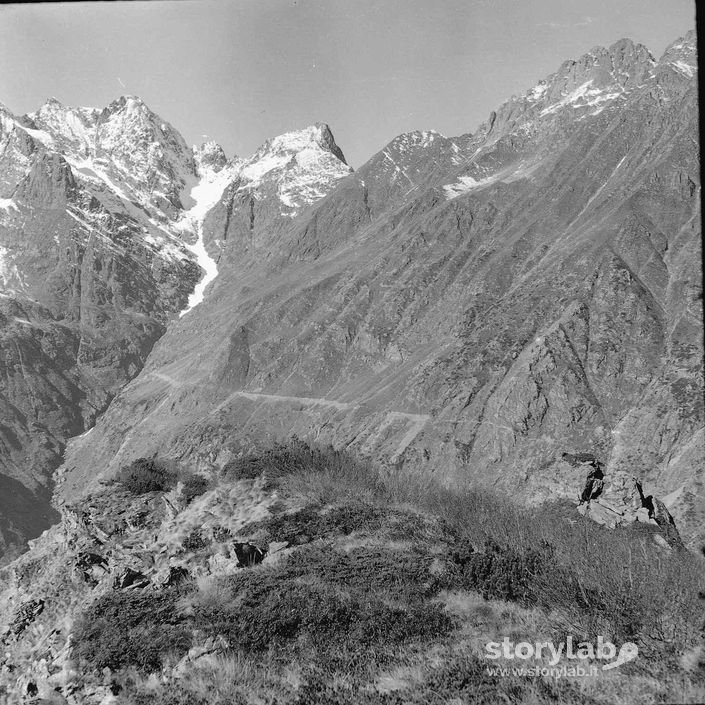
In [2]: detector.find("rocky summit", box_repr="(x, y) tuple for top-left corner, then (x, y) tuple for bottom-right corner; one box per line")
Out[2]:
(0, 30), (702, 705)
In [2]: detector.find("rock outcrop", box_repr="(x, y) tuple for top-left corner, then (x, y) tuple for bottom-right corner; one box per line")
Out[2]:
(232, 541), (267, 568)
(566, 453), (685, 548)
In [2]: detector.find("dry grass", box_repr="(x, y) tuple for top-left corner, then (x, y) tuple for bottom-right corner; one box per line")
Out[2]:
(70, 438), (704, 705)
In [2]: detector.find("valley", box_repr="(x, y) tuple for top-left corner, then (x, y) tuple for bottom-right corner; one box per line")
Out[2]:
(0, 29), (701, 704)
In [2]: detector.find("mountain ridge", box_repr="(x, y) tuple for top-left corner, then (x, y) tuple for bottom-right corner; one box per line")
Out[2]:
(0, 95), (353, 559)
(0, 29), (701, 704)
(46, 30), (703, 549)
(0, 31), (700, 557)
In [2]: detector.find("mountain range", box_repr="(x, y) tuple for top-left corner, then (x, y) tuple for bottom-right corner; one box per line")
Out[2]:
(0, 29), (701, 704)
(0, 32), (701, 559)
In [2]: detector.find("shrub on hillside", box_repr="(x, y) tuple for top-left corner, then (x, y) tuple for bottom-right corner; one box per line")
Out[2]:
(192, 569), (452, 656)
(182, 475), (210, 503)
(447, 538), (554, 606)
(278, 544), (444, 603)
(114, 458), (179, 495)
(240, 503), (388, 544)
(222, 437), (383, 497)
(114, 458), (209, 501)
(182, 528), (210, 552)
(71, 588), (191, 672)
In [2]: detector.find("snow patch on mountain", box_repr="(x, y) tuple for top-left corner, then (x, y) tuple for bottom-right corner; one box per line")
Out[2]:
(65, 156), (132, 203)
(178, 163), (238, 316)
(18, 125), (56, 149)
(240, 151), (290, 186)
(672, 60), (695, 77)
(232, 123), (351, 216)
(540, 80), (623, 116)
(527, 82), (548, 101)
(443, 174), (499, 198)
(0, 245), (25, 293)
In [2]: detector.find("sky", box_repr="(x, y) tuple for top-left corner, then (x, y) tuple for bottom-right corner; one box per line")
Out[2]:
(0, 0), (697, 168)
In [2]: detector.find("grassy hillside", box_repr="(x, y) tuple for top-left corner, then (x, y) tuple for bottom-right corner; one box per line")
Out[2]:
(64, 441), (705, 704)
(2, 440), (703, 704)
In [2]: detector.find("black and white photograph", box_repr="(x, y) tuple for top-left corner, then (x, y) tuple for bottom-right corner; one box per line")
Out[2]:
(0, 1), (701, 703)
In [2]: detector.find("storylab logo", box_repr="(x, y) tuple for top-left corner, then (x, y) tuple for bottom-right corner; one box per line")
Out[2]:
(484, 636), (639, 678)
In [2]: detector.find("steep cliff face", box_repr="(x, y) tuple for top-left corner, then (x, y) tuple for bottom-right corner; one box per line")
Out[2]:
(0, 99), (204, 560)
(0, 95), (359, 559)
(53, 33), (702, 546)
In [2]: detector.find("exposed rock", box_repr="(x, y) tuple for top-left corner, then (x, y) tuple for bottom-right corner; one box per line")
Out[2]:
(9, 599), (44, 637)
(172, 635), (229, 677)
(161, 565), (190, 588)
(577, 499), (625, 528)
(232, 541), (267, 568)
(633, 477), (684, 548)
(73, 552), (109, 585)
(112, 567), (149, 590)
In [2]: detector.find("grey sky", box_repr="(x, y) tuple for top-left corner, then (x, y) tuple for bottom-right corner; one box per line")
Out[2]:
(0, 0), (696, 167)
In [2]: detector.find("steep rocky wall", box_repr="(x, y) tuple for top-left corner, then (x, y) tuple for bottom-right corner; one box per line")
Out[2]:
(0, 106), (199, 560)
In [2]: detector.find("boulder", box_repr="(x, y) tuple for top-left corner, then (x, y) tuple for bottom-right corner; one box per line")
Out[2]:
(9, 599), (45, 637)
(112, 568), (150, 590)
(577, 500), (625, 528)
(161, 566), (190, 588)
(232, 542), (267, 568)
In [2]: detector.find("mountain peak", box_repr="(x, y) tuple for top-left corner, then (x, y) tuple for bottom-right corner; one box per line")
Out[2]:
(110, 94), (146, 108)
(256, 123), (348, 166)
(660, 29), (697, 57)
(193, 140), (228, 175)
(658, 29), (698, 77)
(227, 123), (352, 216)
(548, 38), (654, 98)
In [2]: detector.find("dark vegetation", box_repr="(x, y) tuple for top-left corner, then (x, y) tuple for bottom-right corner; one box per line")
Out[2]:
(113, 457), (210, 502)
(192, 570), (452, 656)
(181, 474), (210, 503)
(181, 528), (210, 552)
(71, 588), (191, 672)
(73, 439), (705, 704)
(222, 437), (385, 499)
(113, 458), (179, 494)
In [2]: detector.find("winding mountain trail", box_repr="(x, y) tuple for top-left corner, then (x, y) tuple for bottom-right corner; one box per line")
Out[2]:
(145, 371), (432, 461)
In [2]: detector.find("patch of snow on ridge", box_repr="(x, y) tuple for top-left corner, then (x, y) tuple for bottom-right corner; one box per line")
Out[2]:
(443, 174), (499, 199)
(64, 155), (133, 202)
(672, 60), (695, 77)
(0, 245), (25, 292)
(239, 151), (290, 186)
(18, 125), (56, 149)
(539, 80), (623, 116)
(179, 164), (236, 316)
(528, 82), (548, 101)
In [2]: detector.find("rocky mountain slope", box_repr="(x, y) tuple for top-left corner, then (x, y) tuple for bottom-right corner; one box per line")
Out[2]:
(50, 32), (702, 548)
(0, 29), (701, 705)
(1, 441), (703, 704)
(0, 97), (351, 560)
